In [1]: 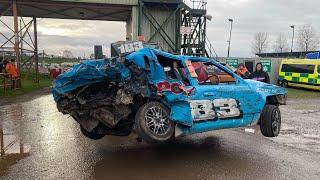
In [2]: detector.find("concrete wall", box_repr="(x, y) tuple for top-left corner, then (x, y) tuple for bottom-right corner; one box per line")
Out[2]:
(51, 0), (139, 5)
(219, 57), (283, 85)
(126, 6), (139, 41)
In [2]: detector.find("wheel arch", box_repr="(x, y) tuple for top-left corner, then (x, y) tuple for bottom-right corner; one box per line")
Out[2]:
(266, 94), (287, 105)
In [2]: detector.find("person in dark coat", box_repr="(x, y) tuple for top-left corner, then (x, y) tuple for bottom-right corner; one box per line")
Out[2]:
(0, 57), (3, 73)
(250, 63), (270, 83)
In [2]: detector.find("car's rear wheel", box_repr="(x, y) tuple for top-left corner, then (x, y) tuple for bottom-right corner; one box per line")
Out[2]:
(260, 104), (281, 137)
(135, 101), (174, 143)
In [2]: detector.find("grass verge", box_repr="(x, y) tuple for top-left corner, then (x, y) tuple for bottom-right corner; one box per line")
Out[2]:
(0, 72), (52, 98)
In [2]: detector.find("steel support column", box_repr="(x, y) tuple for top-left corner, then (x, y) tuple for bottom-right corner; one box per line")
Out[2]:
(33, 17), (39, 83)
(0, 125), (4, 156)
(138, 0), (143, 36)
(12, 0), (21, 74)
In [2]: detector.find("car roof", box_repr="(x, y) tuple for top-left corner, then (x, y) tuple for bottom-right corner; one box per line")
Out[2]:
(282, 59), (320, 65)
(128, 48), (217, 63)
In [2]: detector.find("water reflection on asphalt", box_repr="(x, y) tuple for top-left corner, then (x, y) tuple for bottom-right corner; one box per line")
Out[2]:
(0, 94), (320, 180)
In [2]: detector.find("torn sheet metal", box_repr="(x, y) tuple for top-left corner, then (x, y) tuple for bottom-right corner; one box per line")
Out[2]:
(53, 58), (130, 102)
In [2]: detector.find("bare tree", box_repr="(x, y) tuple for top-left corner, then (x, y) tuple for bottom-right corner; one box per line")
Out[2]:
(62, 50), (74, 59)
(273, 33), (289, 53)
(296, 24), (319, 51)
(252, 32), (269, 54)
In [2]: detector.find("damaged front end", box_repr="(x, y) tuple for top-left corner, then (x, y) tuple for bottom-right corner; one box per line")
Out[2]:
(53, 57), (152, 139)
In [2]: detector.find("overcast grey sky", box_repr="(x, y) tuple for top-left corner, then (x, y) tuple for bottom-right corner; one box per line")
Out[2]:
(206, 0), (320, 57)
(1, 0), (320, 58)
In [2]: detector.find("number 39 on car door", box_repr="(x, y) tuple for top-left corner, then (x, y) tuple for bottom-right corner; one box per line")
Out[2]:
(190, 99), (242, 121)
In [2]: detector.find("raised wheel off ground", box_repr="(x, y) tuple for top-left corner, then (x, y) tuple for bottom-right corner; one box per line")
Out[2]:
(134, 101), (175, 143)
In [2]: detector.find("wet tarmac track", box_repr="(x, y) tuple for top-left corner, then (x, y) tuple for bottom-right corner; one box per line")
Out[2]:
(0, 94), (320, 180)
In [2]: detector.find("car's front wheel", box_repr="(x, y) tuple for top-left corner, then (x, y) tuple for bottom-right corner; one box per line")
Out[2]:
(260, 104), (281, 137)
(280, 80), (288, 88)
(134, 101), (174, 143)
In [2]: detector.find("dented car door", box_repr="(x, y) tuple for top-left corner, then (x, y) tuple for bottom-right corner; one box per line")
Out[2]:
(187, 61), (263, 127)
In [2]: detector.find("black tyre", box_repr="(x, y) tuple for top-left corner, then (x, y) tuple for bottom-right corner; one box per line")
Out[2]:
(260, 104), (281, 137)
(135, 101), (174, 143)
(280, 80), (288, 88)
(80, 124), (107, 140)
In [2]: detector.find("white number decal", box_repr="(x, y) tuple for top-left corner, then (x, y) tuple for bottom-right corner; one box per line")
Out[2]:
(125, 43), (135, 52)
(190, 100), (216, 121)
(133, 41), (143, 51)
(118, 44), (126, 53)
(213, 99), (241, 118)
(117, 42), (144, 54)
(190, 99), (241, 121)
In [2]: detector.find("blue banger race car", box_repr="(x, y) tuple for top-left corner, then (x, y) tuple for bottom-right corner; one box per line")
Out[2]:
(53, 42), (287, 143)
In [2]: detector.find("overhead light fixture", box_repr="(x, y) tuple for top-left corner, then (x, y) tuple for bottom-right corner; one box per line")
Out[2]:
(204, 14), (212, 21)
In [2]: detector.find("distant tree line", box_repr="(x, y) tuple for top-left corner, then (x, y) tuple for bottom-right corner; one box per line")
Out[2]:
(252, 24), (320, 54)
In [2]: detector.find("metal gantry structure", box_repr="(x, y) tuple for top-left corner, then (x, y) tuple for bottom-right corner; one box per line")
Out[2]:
(0, 0), (215, 82)
(0, 0), (39, 83)
(0, 0), (135, 84)
(138, 0), (214, 57)
(181, 0), (208, 56)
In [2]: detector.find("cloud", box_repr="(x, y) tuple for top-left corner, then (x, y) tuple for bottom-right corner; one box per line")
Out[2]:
(206, 0), (320, 57)
(36, 19), (125, 57)
(0, 17), (125, 58)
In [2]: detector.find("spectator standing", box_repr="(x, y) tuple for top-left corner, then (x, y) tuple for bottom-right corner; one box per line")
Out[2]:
(235, 63), (250, 79)
(250, 63), (270, 83)
(4, 59), (19, 90)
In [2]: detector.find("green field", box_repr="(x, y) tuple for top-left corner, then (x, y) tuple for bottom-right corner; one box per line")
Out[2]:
(0, 72), (52, 98)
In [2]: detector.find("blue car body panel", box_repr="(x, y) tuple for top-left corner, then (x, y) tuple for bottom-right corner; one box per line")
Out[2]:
(53, 48), (287, 136)
(52, 59), (130, 102)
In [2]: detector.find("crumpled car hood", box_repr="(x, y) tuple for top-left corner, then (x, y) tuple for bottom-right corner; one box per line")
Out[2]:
(52, 59), (130, 102)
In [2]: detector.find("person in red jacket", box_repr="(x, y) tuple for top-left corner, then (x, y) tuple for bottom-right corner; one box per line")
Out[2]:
(192, 62), (208, 83)
(235, 63), (250, 79)
(4, 59), (19, 90)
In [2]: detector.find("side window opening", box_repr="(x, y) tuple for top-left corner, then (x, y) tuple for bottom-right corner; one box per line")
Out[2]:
(157, 55), (190, 85)
(318, 65), (320, 74)
(192, 62), (235, 85)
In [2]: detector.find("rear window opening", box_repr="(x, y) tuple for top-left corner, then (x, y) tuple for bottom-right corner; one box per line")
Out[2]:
(157, 55), (190, 85)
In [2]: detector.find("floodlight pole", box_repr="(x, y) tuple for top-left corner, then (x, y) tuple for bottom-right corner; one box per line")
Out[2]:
(290, 25), (295, 53)
(34, 17), (39, 84)
(227, 18), (233, 57)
